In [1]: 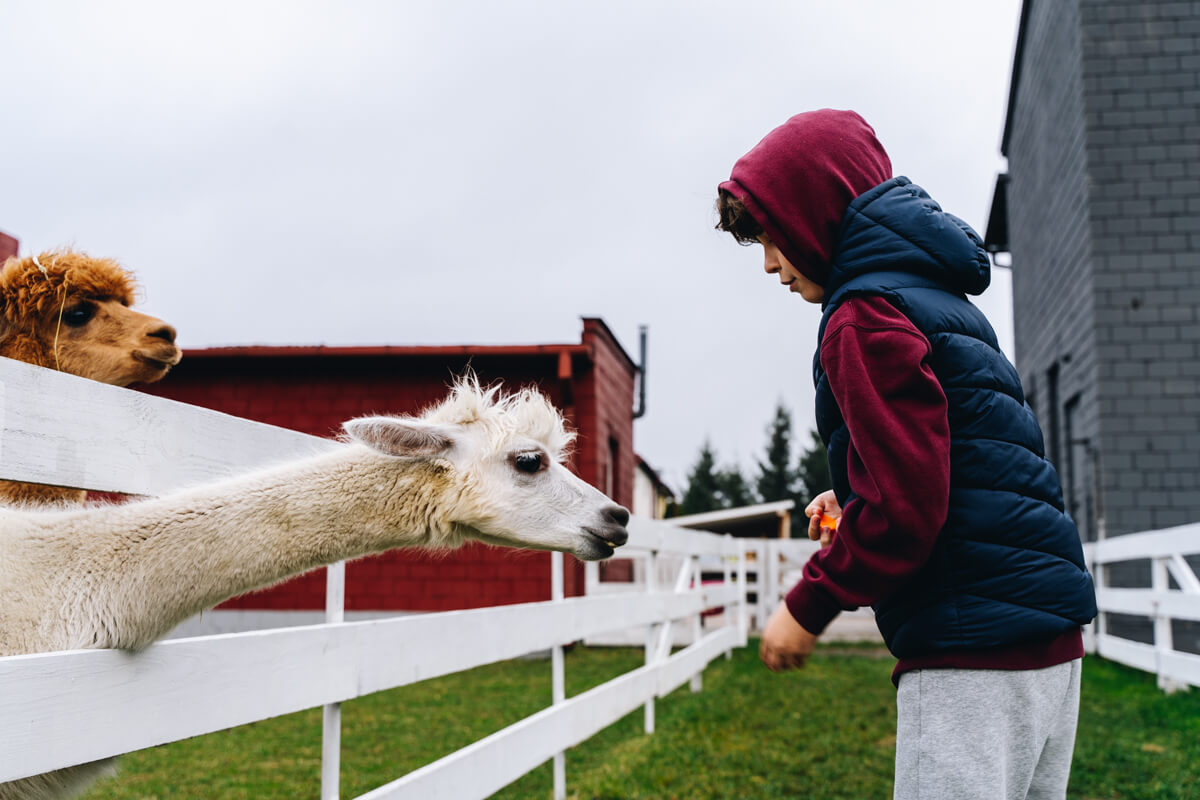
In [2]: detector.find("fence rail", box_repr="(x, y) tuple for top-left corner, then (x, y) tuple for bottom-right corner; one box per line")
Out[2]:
(0, 352), (337, 494)
(0, 584), (739, 784)
(0, 357), (747, 798)
(1084, 523), (1200, 692)
(360, 625), (740, 800)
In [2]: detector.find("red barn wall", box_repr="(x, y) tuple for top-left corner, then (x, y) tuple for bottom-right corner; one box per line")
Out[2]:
(575, 319), (640, 584)
(0, 232), (19, 262)
(578, 318), (637, 509)
(138, 320), (636, 612)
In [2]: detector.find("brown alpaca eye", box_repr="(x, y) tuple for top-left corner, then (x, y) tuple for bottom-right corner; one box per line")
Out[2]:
(62, 304), (95, 327)
(513, 452), (544, 474)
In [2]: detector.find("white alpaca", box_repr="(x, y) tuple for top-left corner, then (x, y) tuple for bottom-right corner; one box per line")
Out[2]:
(0, 379), (629, 800)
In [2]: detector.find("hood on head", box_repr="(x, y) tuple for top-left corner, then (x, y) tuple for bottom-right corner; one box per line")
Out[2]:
(719, 109), (892, 285)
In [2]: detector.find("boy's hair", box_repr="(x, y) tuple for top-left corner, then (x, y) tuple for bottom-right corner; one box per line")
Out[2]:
(715, 189), (763, 245)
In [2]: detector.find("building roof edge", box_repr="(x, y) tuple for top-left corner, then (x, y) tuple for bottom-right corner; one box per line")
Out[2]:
(1000, 0), (1034, 157)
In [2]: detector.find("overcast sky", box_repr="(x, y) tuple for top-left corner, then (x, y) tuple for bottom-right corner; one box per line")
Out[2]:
(2, 1), (1021, 494)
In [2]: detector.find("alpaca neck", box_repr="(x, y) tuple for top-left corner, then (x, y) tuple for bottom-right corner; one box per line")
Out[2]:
(0, 331), (52, 369)
(72, 447), (456, 649)
(0, 479), (87, 507)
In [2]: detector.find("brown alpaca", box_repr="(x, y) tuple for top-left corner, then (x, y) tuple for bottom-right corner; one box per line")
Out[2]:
(0, 250), (181, 505)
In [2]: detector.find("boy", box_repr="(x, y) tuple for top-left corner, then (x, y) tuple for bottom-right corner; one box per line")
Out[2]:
(716, 109), (1096, 800)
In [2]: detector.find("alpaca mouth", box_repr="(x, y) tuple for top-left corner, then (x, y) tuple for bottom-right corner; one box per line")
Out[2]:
(134, 349), (182, 371)
(583, 527), (627, 558)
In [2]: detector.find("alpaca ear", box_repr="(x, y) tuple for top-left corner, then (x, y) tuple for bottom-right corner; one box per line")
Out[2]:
(343, 417), (457, 458)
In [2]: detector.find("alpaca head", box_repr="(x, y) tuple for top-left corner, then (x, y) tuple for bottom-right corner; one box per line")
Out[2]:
(0, 250), (181, 385)
(344, 379), (630, 561)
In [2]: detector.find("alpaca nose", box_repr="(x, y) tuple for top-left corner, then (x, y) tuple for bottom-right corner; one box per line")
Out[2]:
(601, 505), (630, 547)
(606, 505), (630, 527)
(147, 323), (177, 344)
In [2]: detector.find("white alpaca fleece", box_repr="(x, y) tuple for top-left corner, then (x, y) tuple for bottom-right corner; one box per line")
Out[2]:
(0, 378), (627, 799)
(0, 445), (457, 655)
(419, 379), (576, 458)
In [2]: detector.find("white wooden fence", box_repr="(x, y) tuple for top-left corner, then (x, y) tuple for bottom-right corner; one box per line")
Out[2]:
(9, 354), (1194, 796)
(0, 357), (747, 799)
(1084, 524), (1200, 692)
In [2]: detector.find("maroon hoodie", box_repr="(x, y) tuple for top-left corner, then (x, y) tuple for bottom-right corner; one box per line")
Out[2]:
(718, 109), (892, 284)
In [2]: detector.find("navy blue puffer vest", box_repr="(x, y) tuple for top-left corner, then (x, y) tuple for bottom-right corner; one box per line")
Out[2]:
(814, 177), (1096, 658)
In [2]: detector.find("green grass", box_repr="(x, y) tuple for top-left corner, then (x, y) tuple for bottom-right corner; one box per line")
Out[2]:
(77, 645), (1199, 800)
(1072, 658), (1200, 800)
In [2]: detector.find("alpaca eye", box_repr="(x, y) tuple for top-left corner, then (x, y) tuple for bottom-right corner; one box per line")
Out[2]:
(62, 304), (95, 327)
(513, 452), (544, 474)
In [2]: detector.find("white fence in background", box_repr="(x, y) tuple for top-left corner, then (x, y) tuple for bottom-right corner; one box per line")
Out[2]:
(758, 538), (881, 641)
(587, 537), (879, 644)
(0, 357), (747, 799)
(1085, 525), (1200, 692)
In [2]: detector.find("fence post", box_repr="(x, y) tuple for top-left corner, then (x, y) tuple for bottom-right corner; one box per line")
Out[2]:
(1150, 555), (1184, 693)
(1082, 543), (1097, 653)
(1093, 545), (1107, 658)
(644, 549), (658, 734)
(690, 553), (703, 692)
(551, 551), (567, 799)
(763, 540), (778, 631)
(723, 535), (734, 660)
(738, 539), (748, 647)
(321, 559), (345, 800)
(584, 558), (599, 596)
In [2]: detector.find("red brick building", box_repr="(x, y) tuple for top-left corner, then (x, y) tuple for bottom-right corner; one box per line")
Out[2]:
(0, 232), (18, 262)
(139, 318), (637, 614)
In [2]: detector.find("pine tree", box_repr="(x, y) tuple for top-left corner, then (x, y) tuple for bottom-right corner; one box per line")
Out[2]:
(678, 440), (723, 515)
(676, 442), (761, 515)
(756, 403), (797, 502)
(795, 429), (832, 502)
(716, 465), (757, 508)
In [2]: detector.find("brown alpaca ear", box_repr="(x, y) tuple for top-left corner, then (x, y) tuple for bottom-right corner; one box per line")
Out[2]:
(343, 417), (457, 457)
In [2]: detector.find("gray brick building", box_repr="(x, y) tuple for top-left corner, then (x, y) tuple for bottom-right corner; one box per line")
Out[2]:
(986, 0), (1200, 546)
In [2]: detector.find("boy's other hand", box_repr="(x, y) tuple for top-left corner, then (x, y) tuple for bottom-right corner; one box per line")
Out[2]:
(805, 490), (842, 547)
(760, 602), (819, 672)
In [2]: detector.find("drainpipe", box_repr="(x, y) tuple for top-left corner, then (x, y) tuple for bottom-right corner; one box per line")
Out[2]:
(633, 325), (647, 419)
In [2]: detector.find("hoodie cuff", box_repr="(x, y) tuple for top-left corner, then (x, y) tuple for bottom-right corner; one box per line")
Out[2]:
(785, 579), (842, 636)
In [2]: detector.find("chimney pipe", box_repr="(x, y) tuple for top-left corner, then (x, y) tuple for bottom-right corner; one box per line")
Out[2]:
(633, 325), (647, 419)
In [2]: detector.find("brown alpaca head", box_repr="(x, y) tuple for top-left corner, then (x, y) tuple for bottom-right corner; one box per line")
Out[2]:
(0, 250), (181, 386)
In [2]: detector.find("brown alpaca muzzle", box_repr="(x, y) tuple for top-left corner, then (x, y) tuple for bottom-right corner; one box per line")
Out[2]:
(128, 317), (181, 382)
(132, 345), (182, 376)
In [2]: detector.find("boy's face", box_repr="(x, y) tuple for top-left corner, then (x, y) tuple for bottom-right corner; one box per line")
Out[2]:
(758, 236), (824, 303)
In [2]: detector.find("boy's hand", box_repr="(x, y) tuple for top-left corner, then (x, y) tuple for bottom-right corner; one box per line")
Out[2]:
(805, 490), (842, 547)
(760, 602), (819, 672)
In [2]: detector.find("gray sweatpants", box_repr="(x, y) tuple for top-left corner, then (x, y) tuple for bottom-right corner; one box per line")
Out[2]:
(894, 660), (1082, 800)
